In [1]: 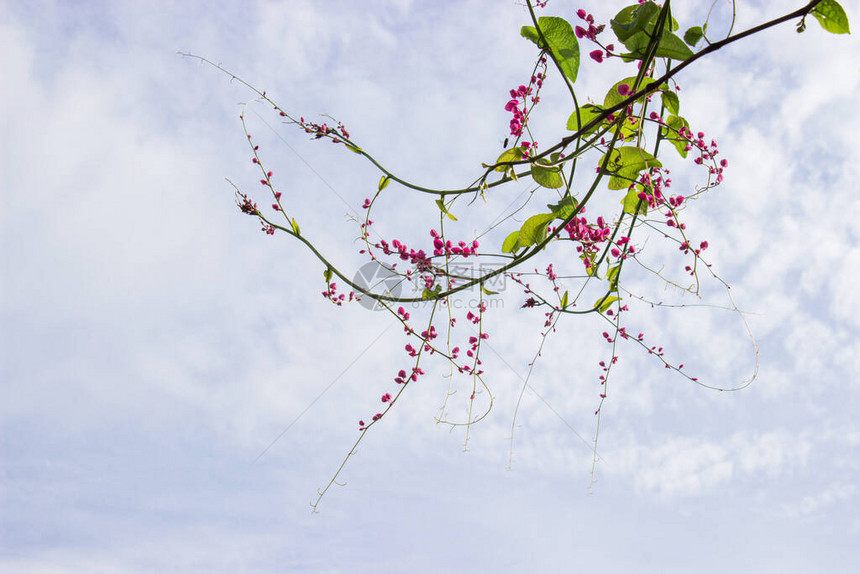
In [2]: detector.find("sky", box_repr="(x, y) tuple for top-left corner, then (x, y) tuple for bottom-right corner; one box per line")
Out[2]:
(2, 0), (859, 572)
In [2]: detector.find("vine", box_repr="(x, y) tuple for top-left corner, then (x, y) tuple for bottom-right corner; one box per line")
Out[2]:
(184, 0), (850, 511)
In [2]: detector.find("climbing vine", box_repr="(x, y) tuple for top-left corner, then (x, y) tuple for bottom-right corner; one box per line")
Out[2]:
(185, 0), (850, 510)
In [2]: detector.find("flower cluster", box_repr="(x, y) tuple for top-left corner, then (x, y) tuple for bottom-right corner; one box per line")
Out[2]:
(634, 167), (673, 210)
(503, 63), (545, 137)
(236, 192), (259, 215)
(563, 211), (616, 272)
(299, 117), (351, 143)
(505, 84), (534, 137)
(321, 282), (355, 306)
(430, 229), (479, 258)
(376, 238), (431, 266)
(575, 8), (612, 63)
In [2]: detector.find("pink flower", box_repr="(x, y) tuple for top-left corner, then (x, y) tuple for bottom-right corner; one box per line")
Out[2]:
(617, 84), (631, 96)
(589, 50), (604, 63)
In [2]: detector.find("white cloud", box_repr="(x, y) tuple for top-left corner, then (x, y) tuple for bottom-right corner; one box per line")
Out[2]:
(606, 429), (811, 497)
(783, 482), (859, 518)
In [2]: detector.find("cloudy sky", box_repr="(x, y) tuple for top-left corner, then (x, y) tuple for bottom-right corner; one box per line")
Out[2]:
(2, 0), (859, 572)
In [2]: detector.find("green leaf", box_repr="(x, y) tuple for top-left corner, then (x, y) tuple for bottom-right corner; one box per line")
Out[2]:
(595, 295), (620, 313)
(622, 187), (648, 215)
(606, 265), (621, 287)
(611, 2), (692, 60)
(378, 175), (390, 191)
(660, 88), (680, 115)
(683, 25), (704, 46)
(535, 17), (581, 83)
(323, 267), (333, 283)
(520, 25), (542, 47)
(291, 218), (301, 235)
(622, 29), (694, 60)
(610, 2), (660, 43)
(345, 143), (362, 154)
(517, 213), (557, 249)
(478, 181), (489, 203)
(811, 0), (851, 34)
(481, 285), (499, 295)
(604, 76), (657, 109)
(566, 104), (605, 133)
(601, 146), (662, 190)
(560, 290), (569, 309)
(658, 30), (697, 59)
(492, 148), (522, 172)
(547, 195), (578, 219)
(502, 230), (521, 254)
(662, 115), (691, 158)
(422, 288), (438, 300)
(435, 199), (457, 221)
(530, 158), (564, 189)
(608, 115), (642, 142)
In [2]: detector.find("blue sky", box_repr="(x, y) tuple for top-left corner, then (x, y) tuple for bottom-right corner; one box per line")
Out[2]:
(2, 1), (859, 572)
